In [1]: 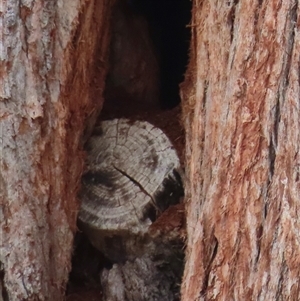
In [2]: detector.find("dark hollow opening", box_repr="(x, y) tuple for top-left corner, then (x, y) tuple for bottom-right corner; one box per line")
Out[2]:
(104, 0), (192, 111)
(130, 0), (192, 109)
(68, 1), (190, 299)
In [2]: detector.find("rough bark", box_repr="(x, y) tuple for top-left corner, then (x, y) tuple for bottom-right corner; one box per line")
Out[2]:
(0, 1), (112, 300)
(182, 0), (300, 300)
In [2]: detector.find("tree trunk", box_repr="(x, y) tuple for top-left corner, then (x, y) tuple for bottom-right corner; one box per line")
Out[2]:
(181, 0), (300, 300)
(2, 0), (300, 300)
(0, 1), (112, 300)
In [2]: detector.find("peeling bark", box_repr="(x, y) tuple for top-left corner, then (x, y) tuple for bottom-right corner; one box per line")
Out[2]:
(181, 0), (300, 300)
(0, 1), (113, 300)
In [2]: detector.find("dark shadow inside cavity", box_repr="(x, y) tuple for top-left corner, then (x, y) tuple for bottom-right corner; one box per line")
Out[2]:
(154, 169), (184, 211)
(130, 0), (192, 109)
(142, 202), (158, 222)
(104, 0), (192, 111)
(69, 0), (189, 297)
(67, 233), (113, 294)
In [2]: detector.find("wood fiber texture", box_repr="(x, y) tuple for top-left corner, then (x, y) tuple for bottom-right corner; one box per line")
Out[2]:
(79, 119), (184, 301)
(79, 119), (183, 260)
(181, 0), (300, 300)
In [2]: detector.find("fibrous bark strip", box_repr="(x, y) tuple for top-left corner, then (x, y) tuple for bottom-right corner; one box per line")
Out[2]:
(181, 0), (300, 300)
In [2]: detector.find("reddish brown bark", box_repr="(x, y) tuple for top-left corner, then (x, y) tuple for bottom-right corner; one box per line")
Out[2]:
(181, 0), (300, 300)
(0, 1), (112, 300)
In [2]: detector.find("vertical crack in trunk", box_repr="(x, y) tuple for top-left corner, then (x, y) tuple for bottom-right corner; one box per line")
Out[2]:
(269, 95), (279, 178)
(202, 80), (208, 112)
(275, 261), (288, 300)
(254, 224), (263, 266)
(0, 263), (8, 301)
(269, 2), (298, 179)
(227, 0), (240, 44)
(201, 235), (219, 296)
(278, 1), (297, 102)
(198, 80), (208, 206)
(254, 0), (264, 28)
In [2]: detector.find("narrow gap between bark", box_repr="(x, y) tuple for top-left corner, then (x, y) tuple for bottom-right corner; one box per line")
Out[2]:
(269, 1), (298, 181)
(68, 0), (192, 299)
(0, 265), (9, 301)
